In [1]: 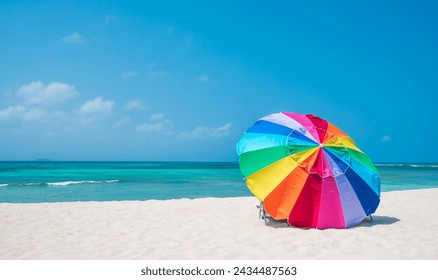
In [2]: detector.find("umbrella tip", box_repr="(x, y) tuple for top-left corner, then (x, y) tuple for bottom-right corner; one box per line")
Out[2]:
(319, 143), (324, 147)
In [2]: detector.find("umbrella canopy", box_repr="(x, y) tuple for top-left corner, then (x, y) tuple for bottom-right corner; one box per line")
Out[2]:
(236, 112), (380, 229)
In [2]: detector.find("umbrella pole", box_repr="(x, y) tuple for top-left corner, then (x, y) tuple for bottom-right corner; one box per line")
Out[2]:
(258, 201), (262, 219)
(259, 201), (268, 225)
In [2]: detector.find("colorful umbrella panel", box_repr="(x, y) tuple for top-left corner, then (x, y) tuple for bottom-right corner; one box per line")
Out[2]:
(237, 112), (380, 229)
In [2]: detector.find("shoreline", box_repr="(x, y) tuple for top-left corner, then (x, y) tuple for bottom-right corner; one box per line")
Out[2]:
(1, 188), (437, 259)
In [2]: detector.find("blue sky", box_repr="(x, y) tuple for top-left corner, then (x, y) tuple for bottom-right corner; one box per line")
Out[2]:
(0, 0), (437, 162)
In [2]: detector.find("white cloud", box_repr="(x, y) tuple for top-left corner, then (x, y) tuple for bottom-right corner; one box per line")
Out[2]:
(0, 105), (66, 122)
(112, 117), (130, 128)
(380, 135), (392, 142)
(147, 70), (168, 78)
(136, 120), (173, 134)
(121, 71), (139, 79)
(79, 97), (115, 115)
(124, 99), (146, 111)
(149, 113), (164, 121)
(136, 114), (173, 134)
(0, 81), (71, 125)
(60, 32), (85, 43)
(0, 106), (22, 120)
(0, 106), (44, 121)
(16, 81), (76, 107)
(195, 75), (209, 82)
(103, 14), (117, 25)
(178, 123), (232, 140)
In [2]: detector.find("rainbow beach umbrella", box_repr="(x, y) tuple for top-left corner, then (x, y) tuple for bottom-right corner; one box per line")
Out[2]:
(236, 112), (380, 229)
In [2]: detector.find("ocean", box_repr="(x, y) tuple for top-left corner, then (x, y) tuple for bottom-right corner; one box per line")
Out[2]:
(0, 161), (437, 203)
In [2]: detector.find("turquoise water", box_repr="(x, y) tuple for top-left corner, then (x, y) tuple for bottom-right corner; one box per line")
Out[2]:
(376, 163), (438, 191)
(0, 161), (437, 203)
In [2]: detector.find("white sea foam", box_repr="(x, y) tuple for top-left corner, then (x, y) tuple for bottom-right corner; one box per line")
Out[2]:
(375, 163), (438, 168)
(47, 180), (119, 186)
(375, 163), (404, 167)
(410, 164), (438, 168)
(24, 183), (42, 186)
(0, 184), (8, 187)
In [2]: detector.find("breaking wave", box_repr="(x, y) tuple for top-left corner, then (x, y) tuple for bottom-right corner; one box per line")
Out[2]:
(47, 180), (119, 186)
(375, 163), (438, 168)
(1, 180), (120, 188)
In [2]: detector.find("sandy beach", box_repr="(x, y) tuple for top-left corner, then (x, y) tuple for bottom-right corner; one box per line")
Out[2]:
(1, 188), (437, 260)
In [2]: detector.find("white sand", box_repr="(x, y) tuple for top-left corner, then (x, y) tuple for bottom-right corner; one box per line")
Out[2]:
(0, 189), (437, 260)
